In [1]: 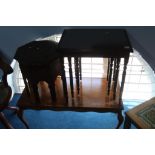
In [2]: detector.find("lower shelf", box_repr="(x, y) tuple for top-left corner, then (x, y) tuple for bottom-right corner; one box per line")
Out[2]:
(18, 77), (123, 112)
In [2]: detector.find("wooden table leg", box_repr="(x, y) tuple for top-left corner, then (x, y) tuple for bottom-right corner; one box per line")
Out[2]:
(116, 110), (124, 129)
(107, 58), (110, 81)
(119, 56), (129, 101)
(60, 57), (68, 103)
(79, 57), (82, 80)
(113, 58), (120, 99)
(0, 112), (14, 129)
(68, 57), (74, 98)
(113, 58), (117, 81)
(74, 57), (80, 94)
(107, 58), (114, 95)
(124, 113), (131, 129)
(17, 109), (29, 129)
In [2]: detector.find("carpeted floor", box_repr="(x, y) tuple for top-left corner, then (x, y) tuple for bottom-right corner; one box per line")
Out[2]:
(0, 94), (139, 129)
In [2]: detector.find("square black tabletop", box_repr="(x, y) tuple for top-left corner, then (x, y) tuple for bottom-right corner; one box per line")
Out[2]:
(58, 29), (133, 57)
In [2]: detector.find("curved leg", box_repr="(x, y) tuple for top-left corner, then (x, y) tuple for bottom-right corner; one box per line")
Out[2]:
(0, 112), (14, 129)
(124, 114), (131, 129)
(17, 109), (29, 129)
(116, 111), (124, 129)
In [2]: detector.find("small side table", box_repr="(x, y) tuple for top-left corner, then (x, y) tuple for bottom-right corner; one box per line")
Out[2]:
(58, 29), (133, 101)
(14, 40), (62, 103)
(124, 97), (155, 129)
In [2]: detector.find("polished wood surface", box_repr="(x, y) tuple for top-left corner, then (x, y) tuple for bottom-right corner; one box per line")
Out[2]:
(17, 77), (123, 128)
(58, 29), (132, 57)
(17, 77), (122, 111)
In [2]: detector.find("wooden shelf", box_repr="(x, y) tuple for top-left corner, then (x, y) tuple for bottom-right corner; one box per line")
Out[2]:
(17, 77), (123, 112)
(17, 77), (124, 129)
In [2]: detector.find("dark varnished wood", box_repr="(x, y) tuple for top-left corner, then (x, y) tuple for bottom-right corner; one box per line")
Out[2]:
(119, 56), (129, 101)
(124, 113), (132, 129)
(68, 57), (74, 97)
(113, 58), (121, 99)
(19, 61), (61, 103)
(107, 58), (110, 81)
(74, 57), (80, 94)
(113, 58), (117, 81)
(17, 77), (123, 128)
(79, 57), (82, 80)
(60, 57), (68, 103)
(58, 29), (133, 99)
(107, 58), (114, 95)
(0, 57), (18, 129)
(58, 29), (133, 57)
(15, 40), (64, 103)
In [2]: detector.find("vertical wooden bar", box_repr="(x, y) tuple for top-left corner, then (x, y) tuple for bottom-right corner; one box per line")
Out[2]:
(107, 58), (110, 81)
(119, 56), (129, 101)
(68, 57), (74, 98)
(124, 114), (132, 129)
(74, 57), (80, 94)
(79, 57), (82, 80)
(60, 57), (68, 103)
(113, 58), (120, 99)
(113, 58), (117, 81)
(107, 58), (114, 95)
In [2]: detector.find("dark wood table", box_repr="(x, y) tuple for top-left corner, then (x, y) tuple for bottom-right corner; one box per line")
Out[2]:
(16, 29), (133, 129)
(55, 29), (133, 128)
(58, 29), (133, 101)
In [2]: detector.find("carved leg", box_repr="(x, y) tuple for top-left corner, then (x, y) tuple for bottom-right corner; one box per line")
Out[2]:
(116, 111), (124, 129)
(79, 57), (82, 80)
(120, 56), (129, 101)
(0, 112), (14, 129)
(17, 109), (29, 129)
(68, 57), (74, 98)
(124, 114), (131, 129)
(107, 58), (114, 95)
(113, 58), (120, 99)
(60, 57), (68, 103)
(107, 58), (110, 81)
(74, 57), (80, 94)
